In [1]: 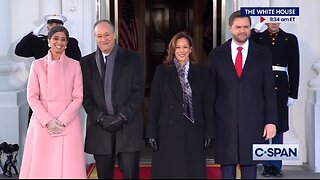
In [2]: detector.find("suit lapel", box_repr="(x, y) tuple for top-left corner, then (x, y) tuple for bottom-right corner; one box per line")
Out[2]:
(241, 40), (255, 79)
(95, 50), (103, 78)
(168, 65), (184, 106)
(188, 63), (196, 90)
(223, 41), (240, 79)
(111, 48), (122, 98)
(91, 56), (105, 96)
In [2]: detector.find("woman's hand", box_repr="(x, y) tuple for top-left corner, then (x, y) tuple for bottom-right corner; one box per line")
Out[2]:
(46, 119), (65, 135)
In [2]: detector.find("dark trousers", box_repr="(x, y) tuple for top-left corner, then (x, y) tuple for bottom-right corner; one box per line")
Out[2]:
(94, 151), (140, 179)
(221, 164), (257, 179)
(262, 132), (283, 170)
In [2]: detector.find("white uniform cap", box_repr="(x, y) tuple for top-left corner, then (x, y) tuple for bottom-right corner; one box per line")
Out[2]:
(44, 13), (67, 24)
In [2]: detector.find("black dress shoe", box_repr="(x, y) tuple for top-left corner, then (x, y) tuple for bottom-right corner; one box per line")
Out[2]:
(272, 168), (283, 177)
(262, 166), (272, 177)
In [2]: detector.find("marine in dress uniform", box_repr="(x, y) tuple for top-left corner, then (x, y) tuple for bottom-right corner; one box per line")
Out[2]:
(15, 13), (81, 61)
(251, 23), (300, 177)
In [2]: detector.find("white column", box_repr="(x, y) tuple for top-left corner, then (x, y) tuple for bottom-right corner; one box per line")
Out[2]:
(0, 1), (24, 92)
(0, 0), (25, 136)
(39, 0), (62, 17)
(37, 0), (63, 35)
(0, 0), (28, 173)
(62, 0), (97, 55)
(61, 0), (97, 167)
(306, 59), (320, 173)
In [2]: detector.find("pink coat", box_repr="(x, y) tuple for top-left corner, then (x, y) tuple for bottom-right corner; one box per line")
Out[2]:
(19, 51), (86, 179)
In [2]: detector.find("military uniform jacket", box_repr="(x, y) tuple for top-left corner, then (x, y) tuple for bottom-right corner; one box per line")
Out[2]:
(251, 28), (299, 132)
(15, 32), (82, 61)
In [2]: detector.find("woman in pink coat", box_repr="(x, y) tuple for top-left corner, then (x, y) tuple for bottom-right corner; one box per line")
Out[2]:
(19, 26), (86, 179)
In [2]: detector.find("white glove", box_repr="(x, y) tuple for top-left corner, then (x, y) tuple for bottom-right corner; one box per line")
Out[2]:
(32, 23), (46, 36)
(287, 97), (296, 106)
(253, 22), (266, 32)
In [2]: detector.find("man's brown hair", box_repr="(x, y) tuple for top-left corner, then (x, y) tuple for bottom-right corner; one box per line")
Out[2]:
(229, 10), (252, 26)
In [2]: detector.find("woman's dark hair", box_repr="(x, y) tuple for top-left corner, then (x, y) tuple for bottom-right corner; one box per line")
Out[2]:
(47, 26), (69, 41)
(164, 31), (197, 65)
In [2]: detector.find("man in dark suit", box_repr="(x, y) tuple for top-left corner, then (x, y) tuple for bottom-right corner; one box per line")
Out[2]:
(80, 20), (145, 179)
(15, 13), (82, 125)
(251, 23), (300, 177)
(208, 10), (278, 179)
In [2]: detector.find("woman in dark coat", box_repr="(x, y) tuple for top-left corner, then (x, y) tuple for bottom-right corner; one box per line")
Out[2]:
(145, 32), (215, 179)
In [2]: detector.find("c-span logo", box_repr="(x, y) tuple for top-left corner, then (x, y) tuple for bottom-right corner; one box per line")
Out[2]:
(253, 144), (299, 160)
(241, 7), (299, 23)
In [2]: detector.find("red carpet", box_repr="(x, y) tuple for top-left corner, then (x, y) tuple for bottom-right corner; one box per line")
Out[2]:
(86, 163), (221, 179)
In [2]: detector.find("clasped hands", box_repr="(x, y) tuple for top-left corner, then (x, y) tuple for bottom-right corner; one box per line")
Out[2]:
(47, 118), (65, 135)
(146, 138), (213, 152)
(97, 112), (126, 132)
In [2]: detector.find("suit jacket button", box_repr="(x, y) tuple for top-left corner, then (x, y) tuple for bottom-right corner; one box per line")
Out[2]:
(170, 106), (174, 109)
(170, 120), (173, 124)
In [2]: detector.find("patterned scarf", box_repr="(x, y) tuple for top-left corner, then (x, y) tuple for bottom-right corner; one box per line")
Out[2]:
(173, 58), (194, 123)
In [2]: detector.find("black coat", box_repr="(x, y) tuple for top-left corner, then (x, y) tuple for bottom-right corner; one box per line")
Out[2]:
(15, 32), (82, 61)
(146, 63), (214, 179)
(81, 46), (145, 154)
(251, 28), (299, 132)
(208, 39), (278, 165)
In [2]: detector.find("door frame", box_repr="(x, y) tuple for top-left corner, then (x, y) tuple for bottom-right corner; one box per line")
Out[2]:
(96, 0), (119, 43)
